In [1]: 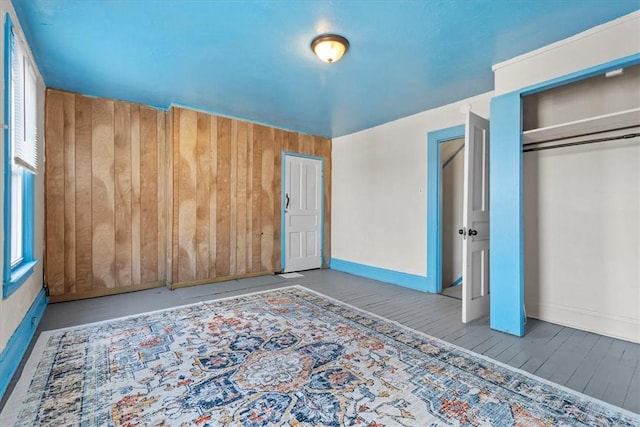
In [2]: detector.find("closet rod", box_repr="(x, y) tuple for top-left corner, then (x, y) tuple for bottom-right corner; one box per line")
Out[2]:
(522, 132), (640, 153)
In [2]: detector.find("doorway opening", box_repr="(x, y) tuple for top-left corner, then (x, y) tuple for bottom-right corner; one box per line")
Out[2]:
(427, 111), (491, 323)
(440, 138), (465, 300)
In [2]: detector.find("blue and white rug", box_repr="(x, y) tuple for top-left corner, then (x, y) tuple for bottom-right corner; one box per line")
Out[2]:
(1, 286), (638, 426)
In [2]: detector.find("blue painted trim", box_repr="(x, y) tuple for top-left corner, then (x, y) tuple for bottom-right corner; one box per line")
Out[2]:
(519, 53), (640, 96)
(0, 288), (48, 400)
(330, 258), (428, 292)
(3, 14), (13, 291)
(280, 152), (325, 271)
(3, 15), (37, 299)
(450, 276), (463, 287)
(490, 92), (525, 337)
(4, 260), (38, 298)
(426, 124), (465, 293)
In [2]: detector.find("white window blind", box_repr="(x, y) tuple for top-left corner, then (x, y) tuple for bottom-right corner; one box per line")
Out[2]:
(11, 29), (38, 174)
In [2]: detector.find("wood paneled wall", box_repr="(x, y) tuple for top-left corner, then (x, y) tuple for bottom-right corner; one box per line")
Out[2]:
(45, 90), (166, 301)
(45, 92), (331, 299)
(169, 107), (331, 286)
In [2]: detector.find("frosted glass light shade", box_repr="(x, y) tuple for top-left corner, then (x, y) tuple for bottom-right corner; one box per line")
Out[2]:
(311, 34), (349, 63)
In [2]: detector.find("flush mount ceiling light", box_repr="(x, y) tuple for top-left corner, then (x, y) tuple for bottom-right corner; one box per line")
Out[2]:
(311, 34), (349, 63)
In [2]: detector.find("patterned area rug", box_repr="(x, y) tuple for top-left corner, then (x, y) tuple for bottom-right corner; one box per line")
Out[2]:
(1, 286), (638, 426)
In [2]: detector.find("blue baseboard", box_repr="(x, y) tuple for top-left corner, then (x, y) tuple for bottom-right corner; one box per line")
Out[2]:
(330, 258), (429, 292)
(0, 288), (48, 399)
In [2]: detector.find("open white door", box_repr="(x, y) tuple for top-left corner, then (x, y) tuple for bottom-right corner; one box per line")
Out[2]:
(284, 155), (322, 272)
(461, 111), (490, 323)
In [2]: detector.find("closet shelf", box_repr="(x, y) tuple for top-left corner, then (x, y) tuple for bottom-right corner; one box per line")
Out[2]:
(522, 107), (640, 144)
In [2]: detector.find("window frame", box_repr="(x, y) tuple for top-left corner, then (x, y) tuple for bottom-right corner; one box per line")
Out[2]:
(3, 14), (37, 299)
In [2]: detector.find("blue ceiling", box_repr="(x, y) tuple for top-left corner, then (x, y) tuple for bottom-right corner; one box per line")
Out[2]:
(11, 0), (640, 138)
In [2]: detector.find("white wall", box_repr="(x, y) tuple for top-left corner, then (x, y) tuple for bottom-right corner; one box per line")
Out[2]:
(0, 2), (46, 352)
(331, 92), (491, 276)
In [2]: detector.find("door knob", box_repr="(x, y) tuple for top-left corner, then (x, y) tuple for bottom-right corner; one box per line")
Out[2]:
(458, 229), (465, 235)
(468, 229), (478, 236)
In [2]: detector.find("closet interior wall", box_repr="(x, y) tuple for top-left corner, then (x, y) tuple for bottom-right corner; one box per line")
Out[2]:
(44, 91), (332, 301)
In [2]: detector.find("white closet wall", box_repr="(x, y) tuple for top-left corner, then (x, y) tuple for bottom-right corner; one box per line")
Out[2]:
(524, 134), (639, 342)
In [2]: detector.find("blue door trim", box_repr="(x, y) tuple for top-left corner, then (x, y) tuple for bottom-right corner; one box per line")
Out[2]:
(3, 14), (13, 294)
(489, 52), (640, 337)
(489, 92), (524, 336)
(280, 152), (325, 271)
(426, 125), (465, 293)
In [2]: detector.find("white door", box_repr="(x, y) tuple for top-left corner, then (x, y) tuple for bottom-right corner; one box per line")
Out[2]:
(284, 155), (322, 272)
(461, 111), (490, 323)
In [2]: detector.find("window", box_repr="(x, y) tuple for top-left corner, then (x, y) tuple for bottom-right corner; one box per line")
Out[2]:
(3, 15), (38, 298)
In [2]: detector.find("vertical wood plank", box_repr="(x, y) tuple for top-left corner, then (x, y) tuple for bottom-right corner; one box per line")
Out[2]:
(195, 112), (211, 280)
(208, 116), (218, 278)
(272, 129), (284, 269)
(249, 125), (262, 273)
(165, 108), (174, 285)
(178, 108), (197, 282)
(130, 105), (141, 285)
(229, 120), (238, 275)
(261, 126), (276, 271)
(216, 117), (232, 276)
(283, 130), (296, 154)
(300, 133), (314, 155)
(171, 108), (180, 283)
(157, 111), (166, 281)
(45, 90), (65, 295)
(140, 107), (159, 283)
(245, 123), (254, 273)
(114, 101), (132, 287)
(62, 93), (76, 294)
(320, 137), (332, 266)
(75, 95), (93, 291)
(91, 98), (115, 289)
(312, 135), (323, 158)
(236, 120), (248, 275)
(246, 124), (253, 272)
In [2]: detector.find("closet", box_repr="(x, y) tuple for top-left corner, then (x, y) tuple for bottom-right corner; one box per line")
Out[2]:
(521, 64), (640, 343)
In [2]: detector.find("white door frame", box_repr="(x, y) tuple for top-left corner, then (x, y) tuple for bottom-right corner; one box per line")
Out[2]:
(280, 152), (324, 272)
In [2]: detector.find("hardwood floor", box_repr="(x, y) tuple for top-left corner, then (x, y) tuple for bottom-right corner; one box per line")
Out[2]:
(2, 269), (638, 414)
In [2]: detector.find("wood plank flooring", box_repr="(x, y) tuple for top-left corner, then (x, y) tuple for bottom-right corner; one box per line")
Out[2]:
(1, 269), (638, 414)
